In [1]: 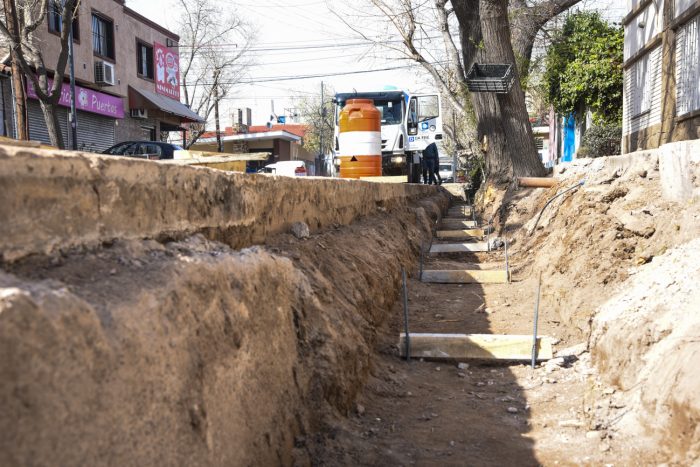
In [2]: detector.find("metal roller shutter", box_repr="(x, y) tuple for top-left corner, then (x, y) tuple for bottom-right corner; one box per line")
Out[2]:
(74, 111), (115, 153)
(27, 100), (115, 152)
(27, 100), (68, 146)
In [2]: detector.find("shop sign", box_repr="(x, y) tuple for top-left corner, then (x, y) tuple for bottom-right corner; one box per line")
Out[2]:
(154, 42), (180, 100)
(26, 80), (124, 119)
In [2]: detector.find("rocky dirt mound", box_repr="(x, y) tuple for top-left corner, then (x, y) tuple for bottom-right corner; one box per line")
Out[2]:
(481, 154), (700, 463)
(590, 238), (700, 464)
(0, 196), (446, 466)
(491, 154), (700, 343)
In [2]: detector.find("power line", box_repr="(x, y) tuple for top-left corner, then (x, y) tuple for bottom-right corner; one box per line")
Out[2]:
(182, 63), (437, 86)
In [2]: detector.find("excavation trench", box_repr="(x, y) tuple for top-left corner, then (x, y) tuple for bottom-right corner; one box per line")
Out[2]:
(2, 142), (700, 465)
(0, 145), (451, 466)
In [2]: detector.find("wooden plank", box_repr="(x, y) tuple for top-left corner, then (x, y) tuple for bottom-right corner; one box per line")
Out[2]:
(436, 229), (485, 239)
(430, 242), (489, 253)
(421, 269), (508, 284)
(448, 206), (473, 214)
(441, 219), (478, 228)
(398, 333), (553, 360)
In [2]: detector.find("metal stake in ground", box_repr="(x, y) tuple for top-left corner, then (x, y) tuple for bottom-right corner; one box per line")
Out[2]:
(419, 241), (424, 281)
(402, 268), (410, 362)
(505, 237), (510, 283)
(531, 271), (542, 369)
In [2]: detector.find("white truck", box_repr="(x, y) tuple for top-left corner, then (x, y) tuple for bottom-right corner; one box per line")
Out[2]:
(332, 89), (443, 182)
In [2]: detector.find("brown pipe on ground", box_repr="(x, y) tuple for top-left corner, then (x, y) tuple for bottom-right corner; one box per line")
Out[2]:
(518, 177), (558, 188)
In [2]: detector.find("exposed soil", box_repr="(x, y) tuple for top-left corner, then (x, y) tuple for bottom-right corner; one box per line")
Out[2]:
(312, 155), (700, 465)
(311, 214), (609, 466)
(2, 153), (699, 465)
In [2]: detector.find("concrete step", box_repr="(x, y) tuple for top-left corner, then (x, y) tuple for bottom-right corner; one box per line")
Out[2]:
(436, 229), (485, 239)
(421, 269), (508, 284)
(429, 242), (489, 253)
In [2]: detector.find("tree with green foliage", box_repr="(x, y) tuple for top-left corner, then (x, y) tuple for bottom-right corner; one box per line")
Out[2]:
(544, 11), (623, 125)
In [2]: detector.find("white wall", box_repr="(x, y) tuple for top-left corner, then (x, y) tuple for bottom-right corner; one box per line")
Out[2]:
(675, 0), (697, 18)
(624, 0), (665, 60)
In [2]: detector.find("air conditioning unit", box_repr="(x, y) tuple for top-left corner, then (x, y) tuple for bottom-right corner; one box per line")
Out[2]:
(130, 109), (148, 119)
(94, 61), (116, 86)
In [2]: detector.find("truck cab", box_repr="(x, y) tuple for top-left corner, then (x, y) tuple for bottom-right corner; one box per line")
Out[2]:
(333, 89), (442, 180)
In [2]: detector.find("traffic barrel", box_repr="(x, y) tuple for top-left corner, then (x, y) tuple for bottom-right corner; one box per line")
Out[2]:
(338, 99), (382, 178)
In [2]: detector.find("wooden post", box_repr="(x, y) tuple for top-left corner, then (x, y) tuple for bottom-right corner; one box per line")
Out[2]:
(518, 177), (558, 188)
(3, 0), (28, 140)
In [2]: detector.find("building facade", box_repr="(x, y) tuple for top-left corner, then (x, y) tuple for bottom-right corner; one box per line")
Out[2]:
(1, 0), (203, 151)
(622, 0), (700, 153)
(193, 124), (315, 172)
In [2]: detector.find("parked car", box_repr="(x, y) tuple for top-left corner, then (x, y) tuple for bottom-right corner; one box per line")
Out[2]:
(102, 141), (184, 160)
(258, 160), (308, 177)
(439, 160), (454, 183)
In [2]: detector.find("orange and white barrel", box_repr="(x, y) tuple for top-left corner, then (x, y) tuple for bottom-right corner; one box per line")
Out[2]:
(338, 98), (382, 179)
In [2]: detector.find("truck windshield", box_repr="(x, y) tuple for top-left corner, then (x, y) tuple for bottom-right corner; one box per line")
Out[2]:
(374, 99), (403, 125)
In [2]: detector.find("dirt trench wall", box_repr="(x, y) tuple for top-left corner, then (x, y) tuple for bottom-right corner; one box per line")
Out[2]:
(0, 144), (437, 262)
(0, 145), (449, 465)
(590, 238), (700, 463)
(492, 145), (699, 463)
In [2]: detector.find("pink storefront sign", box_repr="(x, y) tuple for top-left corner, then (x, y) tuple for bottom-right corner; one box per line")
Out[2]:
(154, 42), (180, 100)
(26, 79), (124, 119)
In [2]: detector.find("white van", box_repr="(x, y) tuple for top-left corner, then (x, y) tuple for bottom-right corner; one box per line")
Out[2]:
(259, 161), (307, 177)
(438, 158), (454, 183)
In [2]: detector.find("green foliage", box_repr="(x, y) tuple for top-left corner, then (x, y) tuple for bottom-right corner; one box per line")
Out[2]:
(578, 124), (622, 157)
(544, 11), (623, 125)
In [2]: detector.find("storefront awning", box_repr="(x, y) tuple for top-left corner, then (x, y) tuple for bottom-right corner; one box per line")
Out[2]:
(128, 86), (205, 123)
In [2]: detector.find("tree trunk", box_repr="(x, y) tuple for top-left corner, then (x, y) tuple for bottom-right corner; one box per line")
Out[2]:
(481, 0), (545, 178)
(3, 0), (27, 140)
(454, 0), (545, 183)
(38, 100), (65, 149)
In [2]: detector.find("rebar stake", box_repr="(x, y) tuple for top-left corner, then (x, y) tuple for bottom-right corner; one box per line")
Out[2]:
(419, 241), (424, 281)
(505, 237), (510, 283)
(531, 271), (542, 369)
(401, 268), (410, 362)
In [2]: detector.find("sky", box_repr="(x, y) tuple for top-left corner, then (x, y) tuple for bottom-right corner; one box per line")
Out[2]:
(125, 0), (626, 128)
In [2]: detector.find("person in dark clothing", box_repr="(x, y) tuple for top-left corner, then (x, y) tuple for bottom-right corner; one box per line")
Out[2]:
(422, 142), (440, 185)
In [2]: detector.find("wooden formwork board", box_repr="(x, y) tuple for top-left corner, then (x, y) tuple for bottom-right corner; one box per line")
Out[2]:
(448, 206), (473, 215)
(436, 229), (485, 239)
(421, 269), (508, 284)
(398, 333), (553, 360)
(430, 242), (489, 253)
(441, 219), (478, 228)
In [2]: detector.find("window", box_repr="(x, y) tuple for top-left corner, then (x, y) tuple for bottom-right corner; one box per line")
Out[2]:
(631, 52), (652, 117)
(92, 13), (114, 59)
(676, 14), (700, 116)
(417, 95), (439, 122)
(137, 42), (154, 79)
(375, 99), (403, 125)
(48, 0), (79, 41)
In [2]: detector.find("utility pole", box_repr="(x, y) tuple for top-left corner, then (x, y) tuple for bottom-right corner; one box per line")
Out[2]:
(66, 0), (78, 150)
(213, 70), (223, 152)
(3, 0), (27, 140)
(319, 80), (324, 176)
